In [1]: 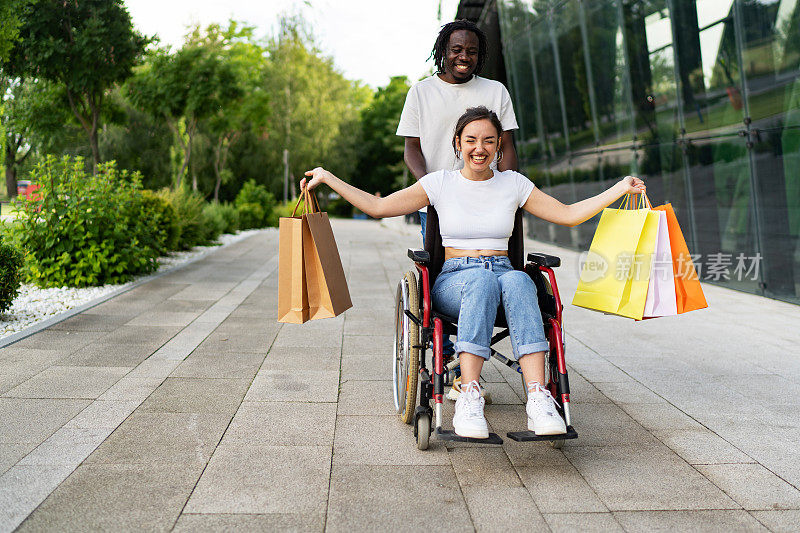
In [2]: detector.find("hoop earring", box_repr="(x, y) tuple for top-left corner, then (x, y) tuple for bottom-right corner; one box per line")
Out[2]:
(496, 150), (503, 164)
(456, 150), (462, 160)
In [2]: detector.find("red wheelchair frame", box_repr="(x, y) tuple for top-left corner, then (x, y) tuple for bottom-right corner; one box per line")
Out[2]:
(392, 209), (578, 450)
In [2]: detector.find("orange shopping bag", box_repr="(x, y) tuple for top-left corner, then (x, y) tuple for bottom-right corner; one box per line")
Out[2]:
(652, 203), (708, 314)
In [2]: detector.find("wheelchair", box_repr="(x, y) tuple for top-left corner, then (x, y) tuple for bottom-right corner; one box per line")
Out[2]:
(393, 207), (578, 450)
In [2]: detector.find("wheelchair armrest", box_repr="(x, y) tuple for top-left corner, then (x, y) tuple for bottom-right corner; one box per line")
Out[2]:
(408, 249), (430, 264)
(527, 253), (561, 268)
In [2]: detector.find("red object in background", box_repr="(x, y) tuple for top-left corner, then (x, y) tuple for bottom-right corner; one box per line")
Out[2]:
(726, 86), (743, 110)
(16, 181), (41, 200)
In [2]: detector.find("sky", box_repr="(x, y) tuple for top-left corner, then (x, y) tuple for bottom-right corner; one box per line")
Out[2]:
(125, 0), (462, 88)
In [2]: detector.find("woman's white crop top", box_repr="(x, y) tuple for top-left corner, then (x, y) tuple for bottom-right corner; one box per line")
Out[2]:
(419, 169), (535, 250)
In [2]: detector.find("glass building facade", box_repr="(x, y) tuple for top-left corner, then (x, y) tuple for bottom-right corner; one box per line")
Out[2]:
(488, 0), (800, 304)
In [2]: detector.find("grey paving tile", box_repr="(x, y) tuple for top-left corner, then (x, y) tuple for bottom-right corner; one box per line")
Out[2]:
(0, 398), (90, 444)
(564, 444), (740, 511)
(616, 400), (705, 431)
(326, 465), (471, 532)
(184, 445), (331, 514)
(173, 513), (325, 532)
(271, 323), (344, 349)
(125, 358), (181, 379)
(172, 352), (264, 379)
(337, 380), (397, 416)
(46, 312), (134, 332)
(695, 464), (800, 511)
(98, 376), (162, 402)
(198, 330), (277, 354)
(0, 464), (74, 532)
(4, 366), (130, 399)
(11, 331), (104, 354)
(126, 311), (201, 327)
(99, 325), (179, 346)
(340, 353), (391, 381)
(57, 341), (157, 367)
(0, 443), (36, 475)
(18, 426), (113, 467)
(518, 463), (608, 513)
(244, 369), (340, 402)
(333, 415), (450, 466)
(85, 411), (230, 466)
(341, 335), (393, 357)
(212, 316), (278, 334)
(64, 400), (139, 429)
(543, 512), (624, 533)
(462, 486), (548, 531)
(254, 345), (341, 371)
(449, 447), (522, 487)
(221, 402), (336, 446)
(750, 510), (800, 532)
(653, 429), (755, 465)
(613, 510), (768, 532)
(138, 377), (250, 415)
(15, 462), (204, 532)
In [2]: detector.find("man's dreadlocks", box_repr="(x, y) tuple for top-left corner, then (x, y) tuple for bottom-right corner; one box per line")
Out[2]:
(429, 19), (487, 76)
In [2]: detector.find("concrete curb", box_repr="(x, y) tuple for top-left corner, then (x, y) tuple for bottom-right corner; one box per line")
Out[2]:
(0, 230), (268, 349)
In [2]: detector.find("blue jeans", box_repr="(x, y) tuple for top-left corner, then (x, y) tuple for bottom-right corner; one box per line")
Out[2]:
(432, 256), (549, 361)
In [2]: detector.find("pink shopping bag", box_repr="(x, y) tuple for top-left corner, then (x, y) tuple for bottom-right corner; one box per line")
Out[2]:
(643, 209), (678, 318)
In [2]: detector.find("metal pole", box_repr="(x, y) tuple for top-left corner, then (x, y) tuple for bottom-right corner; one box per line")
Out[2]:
(283, 148), (289, 203)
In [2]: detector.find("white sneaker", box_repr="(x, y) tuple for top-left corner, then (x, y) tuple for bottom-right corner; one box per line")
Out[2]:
(526, 382), (567, 435)
(446, 377), (493, 404)
(453, 380), (489, 439)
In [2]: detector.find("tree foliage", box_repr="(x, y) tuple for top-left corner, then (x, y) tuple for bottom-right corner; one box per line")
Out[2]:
(3, 0), (148, 169)
(353, 76), (410, 195)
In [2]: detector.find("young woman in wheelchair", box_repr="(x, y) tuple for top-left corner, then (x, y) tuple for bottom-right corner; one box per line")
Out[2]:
(302, 106), (645, 439)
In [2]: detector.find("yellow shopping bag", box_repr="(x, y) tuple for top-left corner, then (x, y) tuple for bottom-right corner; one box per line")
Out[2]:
(572, 195), (659, 320)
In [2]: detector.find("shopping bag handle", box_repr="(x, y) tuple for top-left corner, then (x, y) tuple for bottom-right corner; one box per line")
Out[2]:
(290, 186), (322, 218)
(304, 186), (321, 214)
(618, 192), (652, 210)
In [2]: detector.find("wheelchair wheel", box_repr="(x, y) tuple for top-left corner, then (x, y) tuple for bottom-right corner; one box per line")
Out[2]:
(393, 271), (420, 424)
(416, 413), (431, 450)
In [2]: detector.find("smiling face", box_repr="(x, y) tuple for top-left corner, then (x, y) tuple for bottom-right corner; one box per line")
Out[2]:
(456, 118), (501, 175)
(441, 29), (480, 83)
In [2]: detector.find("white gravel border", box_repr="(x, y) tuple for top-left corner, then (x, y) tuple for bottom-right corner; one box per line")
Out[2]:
(0, 228), (269, 347)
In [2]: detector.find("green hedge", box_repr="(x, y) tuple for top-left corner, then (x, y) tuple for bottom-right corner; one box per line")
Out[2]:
(0, 238), (23, 312)
(12, 156), (163, 287)
(235, 179), (276, 229)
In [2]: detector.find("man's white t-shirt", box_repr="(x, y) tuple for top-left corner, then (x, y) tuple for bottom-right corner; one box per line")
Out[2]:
(396, 74), (518, 212)
(419, 169), (535, 250)
(396, 74), (518, 174)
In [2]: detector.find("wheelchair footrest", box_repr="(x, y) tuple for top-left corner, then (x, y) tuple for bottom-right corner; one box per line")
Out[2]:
(506, 426), (578, 442)
(434, 428), (503, 445)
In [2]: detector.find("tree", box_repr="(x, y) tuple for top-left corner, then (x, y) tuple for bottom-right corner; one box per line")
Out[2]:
(186, 22), (270, 201)
(3, 0), (148, 171)
(0, 0), (30, 62)
(1, 75), (73, 196)
(262, 16), (369, 198)
(127, 42), (244, 190)
(353, 76), (409, 195)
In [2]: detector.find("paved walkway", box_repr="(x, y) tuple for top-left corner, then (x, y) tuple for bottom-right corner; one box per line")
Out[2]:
(1, 219), (799, 532)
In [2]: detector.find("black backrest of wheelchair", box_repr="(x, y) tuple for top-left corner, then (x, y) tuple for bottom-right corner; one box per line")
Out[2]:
(424, 206), (524, 287)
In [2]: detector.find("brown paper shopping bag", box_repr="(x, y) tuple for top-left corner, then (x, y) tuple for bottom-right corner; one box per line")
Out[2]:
(302, 188), (353, 319)
(277, 196), (310, 324)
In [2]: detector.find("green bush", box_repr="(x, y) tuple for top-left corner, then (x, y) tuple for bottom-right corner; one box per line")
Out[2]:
(140, 190), (180, 254)
(156, 187), (212, 250)
(12, 156), (161, 287)
(0, 239), (23, 312)
(234, 179), (275, 229)
(203, 202), (239, 235)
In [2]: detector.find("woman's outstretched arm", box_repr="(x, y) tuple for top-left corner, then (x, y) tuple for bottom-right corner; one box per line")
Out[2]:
(301, 167), (429, 219)
(522, 176), (646, 227)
